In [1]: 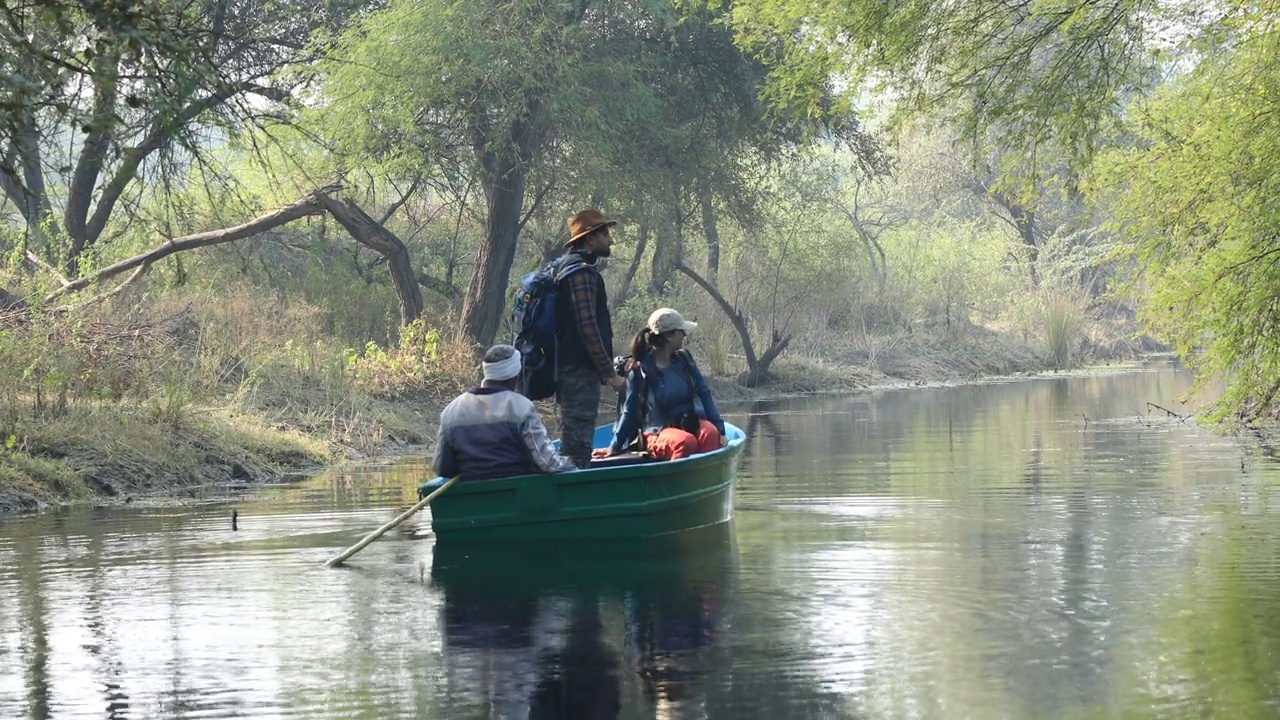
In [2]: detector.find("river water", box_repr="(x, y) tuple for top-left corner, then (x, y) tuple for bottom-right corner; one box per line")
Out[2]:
(3, 359), (1279, 719)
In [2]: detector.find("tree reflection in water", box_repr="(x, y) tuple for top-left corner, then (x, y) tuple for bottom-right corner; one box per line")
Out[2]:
(431, 523), (734, 718)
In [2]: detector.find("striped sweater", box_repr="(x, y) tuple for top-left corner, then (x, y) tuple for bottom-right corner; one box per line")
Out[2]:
(432, 386), (577, 481)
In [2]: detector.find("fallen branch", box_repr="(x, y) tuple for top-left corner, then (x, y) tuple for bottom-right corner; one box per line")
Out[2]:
(313, 193), (425, 325)
(43, 186), (336, 303)
(55, 262), (151, 312)
(1147, 402), (1188, 421)
(25, 250), (71, 288)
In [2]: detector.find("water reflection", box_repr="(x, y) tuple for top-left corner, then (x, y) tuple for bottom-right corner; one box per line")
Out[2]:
(431, 525), (735, 719)
(5, 361), (1280, 718)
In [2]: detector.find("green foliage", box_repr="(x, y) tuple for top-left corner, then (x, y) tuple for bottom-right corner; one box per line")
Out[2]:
(882, 219), (1014, 328)
(730, 0), (1159, 178)
(1091, 7), (1280, 420)
(347, 318), (477, 397)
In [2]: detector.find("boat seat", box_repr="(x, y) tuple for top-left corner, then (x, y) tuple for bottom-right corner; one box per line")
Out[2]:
(588, 451), (658, 468)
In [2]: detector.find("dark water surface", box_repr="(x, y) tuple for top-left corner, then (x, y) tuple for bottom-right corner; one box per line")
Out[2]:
(4, 360), (1280, 719)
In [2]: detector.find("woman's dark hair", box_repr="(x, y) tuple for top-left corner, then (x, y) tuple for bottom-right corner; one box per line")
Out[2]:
(629, 327), (671, 361)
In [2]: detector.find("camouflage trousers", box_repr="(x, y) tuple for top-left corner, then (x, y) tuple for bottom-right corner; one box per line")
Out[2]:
(556, 363), (603, 468)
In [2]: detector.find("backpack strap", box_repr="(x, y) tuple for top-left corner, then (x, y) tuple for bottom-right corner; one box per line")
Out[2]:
(552, 254), (597, 283)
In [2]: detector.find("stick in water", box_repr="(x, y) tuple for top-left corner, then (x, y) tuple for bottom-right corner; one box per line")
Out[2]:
(325, 476), (459, 567)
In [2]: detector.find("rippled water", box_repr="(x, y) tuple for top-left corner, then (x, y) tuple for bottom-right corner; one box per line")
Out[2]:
(3, 359), (1280, 719)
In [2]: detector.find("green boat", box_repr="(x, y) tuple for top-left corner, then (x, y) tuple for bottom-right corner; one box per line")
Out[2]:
(417, 421), (745, 542)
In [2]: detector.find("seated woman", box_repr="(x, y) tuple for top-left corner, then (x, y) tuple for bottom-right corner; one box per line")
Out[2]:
(599, 308), (727, 460)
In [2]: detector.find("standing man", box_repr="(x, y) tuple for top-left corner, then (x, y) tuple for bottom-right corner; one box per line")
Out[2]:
(555, 209), (627, 467)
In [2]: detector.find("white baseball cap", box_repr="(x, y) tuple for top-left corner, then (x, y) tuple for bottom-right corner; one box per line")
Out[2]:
(647, 307), (698, 335)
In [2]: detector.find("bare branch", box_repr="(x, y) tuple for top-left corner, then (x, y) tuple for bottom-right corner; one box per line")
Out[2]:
(24, 251), (70, 288)
(676, 261), (791, 386)
(82, 82), (291, 250)
(45, 187), (334, 303)
(378, 177), (422, 224)
(417, 272), (461, 299)
(518, 181), (554, 231)
(314, 193), (425, 326)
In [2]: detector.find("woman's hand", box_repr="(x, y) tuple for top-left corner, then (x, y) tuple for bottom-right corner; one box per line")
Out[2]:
(718, 434), (728, 448)
(591, 448), (615, 459)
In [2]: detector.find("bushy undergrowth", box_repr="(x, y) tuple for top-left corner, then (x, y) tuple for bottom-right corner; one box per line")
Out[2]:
(0, 275), (482, 508)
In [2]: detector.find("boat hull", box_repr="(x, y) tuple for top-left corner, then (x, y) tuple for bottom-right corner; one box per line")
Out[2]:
(419, 422), (745, 543)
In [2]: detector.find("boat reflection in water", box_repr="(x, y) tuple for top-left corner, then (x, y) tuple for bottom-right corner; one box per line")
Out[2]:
(431, 522), (736, 718)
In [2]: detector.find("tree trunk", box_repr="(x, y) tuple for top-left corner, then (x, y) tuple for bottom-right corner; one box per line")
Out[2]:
(0, 286), (25, 311)
(988, 190), (1040, 287)
(460, 159), (527, 346)
(834, 202), (887, 292)
(458, 88), (544, 347)
(9, 118), (62, 256)
(676, 262), (790, 387)
(1007, 202), (1040, 287)
(700, 181), (720, 278)
(649, 209), (682, 296)
(314, 194), (425, 327)
(612, 218), (648, 311)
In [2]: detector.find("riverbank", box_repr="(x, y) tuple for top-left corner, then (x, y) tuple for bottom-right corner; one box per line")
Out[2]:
(0, 322), (1145, 516)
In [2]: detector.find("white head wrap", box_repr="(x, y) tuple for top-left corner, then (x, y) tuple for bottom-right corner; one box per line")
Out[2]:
(482, 345), (522, 381)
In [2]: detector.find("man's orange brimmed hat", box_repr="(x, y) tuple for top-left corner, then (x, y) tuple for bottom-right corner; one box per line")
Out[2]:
(565, 209), (618, 245)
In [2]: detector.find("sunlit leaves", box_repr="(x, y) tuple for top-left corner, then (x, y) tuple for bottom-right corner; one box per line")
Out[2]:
(1092, 7), (1280, 420)
(729, 0), (1162, 178)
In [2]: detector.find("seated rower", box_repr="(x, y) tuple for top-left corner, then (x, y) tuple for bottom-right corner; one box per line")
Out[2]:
(597, 308), (727, 461)
(433, 344), (577, 480)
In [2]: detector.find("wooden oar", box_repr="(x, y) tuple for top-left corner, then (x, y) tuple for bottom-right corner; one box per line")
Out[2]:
(325, 476), (459, 567)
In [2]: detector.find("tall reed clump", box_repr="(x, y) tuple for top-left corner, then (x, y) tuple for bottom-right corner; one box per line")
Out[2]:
(698, 322), (731, 377)
(1038, 290), (1087, 368)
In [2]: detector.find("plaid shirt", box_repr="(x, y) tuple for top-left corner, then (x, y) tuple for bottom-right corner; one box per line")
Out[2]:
(562, 266), (613, 381)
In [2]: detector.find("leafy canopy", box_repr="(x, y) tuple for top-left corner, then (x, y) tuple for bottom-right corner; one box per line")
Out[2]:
(1091, 4), (1280, 420)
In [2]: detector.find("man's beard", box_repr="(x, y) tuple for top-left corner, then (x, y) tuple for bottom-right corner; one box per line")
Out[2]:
(595, 245), (612, 258)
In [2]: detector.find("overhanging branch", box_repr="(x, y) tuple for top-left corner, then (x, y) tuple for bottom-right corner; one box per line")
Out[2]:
(45, 187), (334, 303)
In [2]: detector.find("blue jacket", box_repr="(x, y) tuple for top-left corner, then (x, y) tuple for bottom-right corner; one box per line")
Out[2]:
(609, 350), (725, 453)
(433, 386), (577, 480)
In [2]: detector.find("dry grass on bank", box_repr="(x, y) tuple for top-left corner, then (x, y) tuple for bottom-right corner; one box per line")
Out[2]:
(0, 401), (341, 511)
(0, 284), (481, 512)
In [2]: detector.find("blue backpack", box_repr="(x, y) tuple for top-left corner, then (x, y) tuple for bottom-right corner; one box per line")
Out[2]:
(511, 254), (594, 400)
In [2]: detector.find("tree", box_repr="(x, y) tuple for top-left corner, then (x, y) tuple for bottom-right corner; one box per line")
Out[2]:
(1091, 6), (1280, 422)
(729, 0), (1160, 178)
(0, 0), (359, 274)
(324, 0), (640, 346)
(323, 0), (870, 347)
